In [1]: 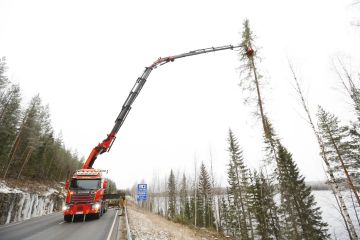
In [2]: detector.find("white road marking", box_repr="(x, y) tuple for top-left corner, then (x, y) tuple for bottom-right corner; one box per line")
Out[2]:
(58, 221), (65, 224)
(106, 210), (118, 240)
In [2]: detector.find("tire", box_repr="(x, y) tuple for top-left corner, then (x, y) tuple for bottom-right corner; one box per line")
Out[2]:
(64, 215), (72, 222)
(94, 212), (101, 219)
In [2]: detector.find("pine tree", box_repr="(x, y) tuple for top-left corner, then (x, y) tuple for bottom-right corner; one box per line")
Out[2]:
(0, 84), (21, 174)
(0, 58), (83, 182)
(167, 169), (176, 220)
(16, 95), (52, 179)
(277, 143), (330, 240)
(0, 57), (9, 91)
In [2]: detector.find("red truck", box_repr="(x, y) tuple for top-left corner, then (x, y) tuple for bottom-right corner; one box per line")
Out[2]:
(63, 169), (108, 222)
(63, 44), (241, 222)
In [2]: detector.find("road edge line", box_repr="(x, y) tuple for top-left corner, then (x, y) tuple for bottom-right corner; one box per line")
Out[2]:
(106, 210), (118, 240)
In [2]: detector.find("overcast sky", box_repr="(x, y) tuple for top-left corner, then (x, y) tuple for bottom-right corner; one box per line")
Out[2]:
(0, 0), (359, 189)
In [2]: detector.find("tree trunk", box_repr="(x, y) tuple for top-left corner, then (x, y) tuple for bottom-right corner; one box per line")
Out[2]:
(3, 132), (21, 178)
(17, 148), (33, 179)
(349, 189), (360, 226)
(194, 159), (197, 227)
(328, 172), (352, 240)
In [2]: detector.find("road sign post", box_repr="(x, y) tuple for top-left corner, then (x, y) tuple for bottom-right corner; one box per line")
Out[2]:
(137, 184), (147, 202)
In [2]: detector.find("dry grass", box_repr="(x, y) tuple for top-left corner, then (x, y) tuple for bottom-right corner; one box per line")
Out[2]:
(128, 202), (234, 240)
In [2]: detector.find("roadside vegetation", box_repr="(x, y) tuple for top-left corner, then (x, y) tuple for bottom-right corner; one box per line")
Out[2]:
(0, 57), (82, 182)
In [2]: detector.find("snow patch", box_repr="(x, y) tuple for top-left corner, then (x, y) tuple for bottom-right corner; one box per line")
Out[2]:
(42, 188), (58, 197)
(0, 180), (64, 225)
(0, 181), (23, 194)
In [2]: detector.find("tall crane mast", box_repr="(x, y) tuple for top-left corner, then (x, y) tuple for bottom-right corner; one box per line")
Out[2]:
(82, 44), (241, 169)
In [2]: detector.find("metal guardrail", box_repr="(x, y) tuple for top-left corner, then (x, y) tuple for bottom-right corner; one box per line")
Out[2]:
(124, 206), (132, 240)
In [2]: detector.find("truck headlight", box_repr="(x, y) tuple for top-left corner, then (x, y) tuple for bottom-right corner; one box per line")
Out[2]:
(62, 205), (70, 211)
(92, 203), (101, 210)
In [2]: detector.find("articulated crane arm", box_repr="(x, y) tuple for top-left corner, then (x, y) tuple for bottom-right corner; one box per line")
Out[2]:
(82, 44), (241, 169)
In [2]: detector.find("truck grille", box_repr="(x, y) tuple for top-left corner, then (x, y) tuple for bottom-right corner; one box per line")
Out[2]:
(71, 193), (95, 203)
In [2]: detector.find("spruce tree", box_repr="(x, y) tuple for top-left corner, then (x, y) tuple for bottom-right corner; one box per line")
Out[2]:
(277, 143), (330, 240)
(167, 169), (176, 220)
(197, 162), (215, 228)
(179, 173), (190, 222)
(219, 196), (230, 235)
(348, 123), (360, 187)
(250, 171), (281, 240)
(226, 129), (251, 239)
(189, 192), (196, 224)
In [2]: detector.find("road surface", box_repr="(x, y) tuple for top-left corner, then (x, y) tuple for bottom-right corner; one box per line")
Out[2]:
(0, 209), (120, 240)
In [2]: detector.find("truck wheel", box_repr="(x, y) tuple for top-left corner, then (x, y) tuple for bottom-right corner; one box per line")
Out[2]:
(94, 211), (101, 219)
(64, 215), (72, 222)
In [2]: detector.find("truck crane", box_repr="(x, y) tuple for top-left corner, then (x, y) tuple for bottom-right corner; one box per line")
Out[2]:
(63, 44), (242, 222)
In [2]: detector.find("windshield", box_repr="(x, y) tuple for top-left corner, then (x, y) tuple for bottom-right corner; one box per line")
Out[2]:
(70, 179), (101, 190)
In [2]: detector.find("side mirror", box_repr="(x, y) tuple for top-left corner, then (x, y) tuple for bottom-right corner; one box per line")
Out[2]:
(103, 180), (107, 189)
(65, 180), (69, 189)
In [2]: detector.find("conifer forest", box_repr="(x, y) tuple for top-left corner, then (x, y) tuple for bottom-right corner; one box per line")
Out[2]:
(0, 56), (83, 181)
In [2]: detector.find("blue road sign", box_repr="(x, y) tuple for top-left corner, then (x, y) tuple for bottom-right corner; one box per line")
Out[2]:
(138, 184), (147, 191)
(137, 184), (147, 201)
(137, 195), (147, 201)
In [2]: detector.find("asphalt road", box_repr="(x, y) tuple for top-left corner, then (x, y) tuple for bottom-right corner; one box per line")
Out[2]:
(0, 209), (120, 240)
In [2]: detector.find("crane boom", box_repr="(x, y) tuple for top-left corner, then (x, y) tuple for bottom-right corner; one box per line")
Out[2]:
(82, 44), (240, 169)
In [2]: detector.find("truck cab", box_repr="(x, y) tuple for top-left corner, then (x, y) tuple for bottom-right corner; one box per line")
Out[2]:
(63, 169), (108, 222)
